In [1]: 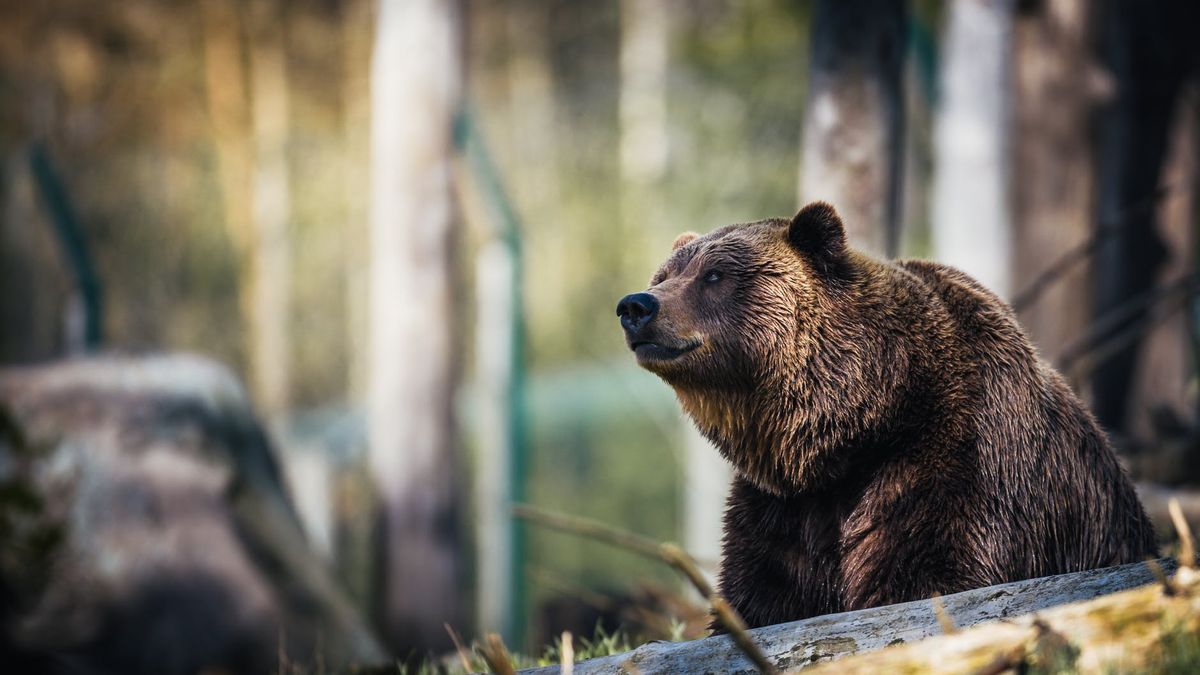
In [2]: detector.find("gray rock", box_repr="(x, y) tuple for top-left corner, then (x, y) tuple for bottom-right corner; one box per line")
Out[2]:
(0, 354), (385, 675)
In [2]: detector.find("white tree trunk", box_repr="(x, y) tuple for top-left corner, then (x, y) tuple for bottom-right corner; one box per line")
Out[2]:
(202, 0), (289, 415)
(247, 1), (291, 416)
(369, 0), (463, 653)
(799, 0), (906, 257)
(619, 0), (670, 184)
(507, 1), (560, 213)
(618, 0), (728, 590)
(932, 0), (1014, 298)
(616, 0), (728, 587)
(619, 0), (672, 284)
(199, 0), (252, 258)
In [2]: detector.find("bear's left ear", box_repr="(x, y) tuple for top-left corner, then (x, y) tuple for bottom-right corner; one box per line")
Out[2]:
(788, 201), (847, 274)
(672, 231), (700, 251)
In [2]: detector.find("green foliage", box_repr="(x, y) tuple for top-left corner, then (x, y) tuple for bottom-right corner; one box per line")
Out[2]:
(0, 405), (64, 614)
(522, 363), (683, 649)
(537, 623), (634, 666)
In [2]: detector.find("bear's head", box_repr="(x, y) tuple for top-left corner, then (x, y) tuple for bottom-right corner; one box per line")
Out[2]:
(617, 202), (914, 495)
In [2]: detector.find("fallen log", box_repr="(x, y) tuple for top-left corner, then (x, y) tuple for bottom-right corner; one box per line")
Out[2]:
(519, 559), (1177, 674)
(801, 564), (1200, 674)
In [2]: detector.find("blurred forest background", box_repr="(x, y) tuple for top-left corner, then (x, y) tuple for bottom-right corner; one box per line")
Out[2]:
(1, 0), (1199, 670)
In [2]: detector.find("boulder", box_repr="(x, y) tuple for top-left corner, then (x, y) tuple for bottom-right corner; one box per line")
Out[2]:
(0, 354), (385, 674)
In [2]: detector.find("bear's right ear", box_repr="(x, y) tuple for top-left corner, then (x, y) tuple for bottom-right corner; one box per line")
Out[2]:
(672, 231), (700, 251)
(788, 201), (847, 275)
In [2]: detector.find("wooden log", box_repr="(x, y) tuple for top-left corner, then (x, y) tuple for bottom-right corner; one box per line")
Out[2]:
(802, 565), (1200, 674)
(519, 559), (1176, 674)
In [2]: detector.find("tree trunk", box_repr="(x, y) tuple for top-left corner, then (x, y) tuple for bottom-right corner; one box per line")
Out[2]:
(199, 0), (257, 386)
(368, 0), (464, 655)
(1010, 0), (1098, 365)
(799, 0), (906, 257)
(508, 0), (561, 215)
(619, 0), (669, 186)
(341, 0), (373, 407)
(1089, 0), (1199, 435)
(247, 0), (291, 417)
(931, 0), (1014, 297)
(615, 0), (730, 589)
(1127, 90), (1196, 444)
(0, 153), (64, 363)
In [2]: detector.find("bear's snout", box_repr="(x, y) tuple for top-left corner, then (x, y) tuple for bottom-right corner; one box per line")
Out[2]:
(616, 292), (659, 333)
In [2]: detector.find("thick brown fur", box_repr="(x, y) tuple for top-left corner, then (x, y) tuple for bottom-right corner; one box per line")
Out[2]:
(619, 202), (1157, 629)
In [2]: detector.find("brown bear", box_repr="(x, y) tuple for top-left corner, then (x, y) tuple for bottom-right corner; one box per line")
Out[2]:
(616, 202), (1157, 629)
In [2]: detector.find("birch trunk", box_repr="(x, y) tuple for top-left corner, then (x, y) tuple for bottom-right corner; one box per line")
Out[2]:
(799, 0), (906, 257)
(616, 0), (729, 589)
(199, 0), (260, 393)
(368, 0), (464, 654)
(247, 0), (291, 416)
(931, 0), (1014, 298)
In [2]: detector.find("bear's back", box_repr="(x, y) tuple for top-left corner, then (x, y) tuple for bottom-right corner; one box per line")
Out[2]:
(894, 257), (1157, 577)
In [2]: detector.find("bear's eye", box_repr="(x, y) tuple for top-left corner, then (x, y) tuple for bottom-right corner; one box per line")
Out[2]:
(703, 270), (723, 284)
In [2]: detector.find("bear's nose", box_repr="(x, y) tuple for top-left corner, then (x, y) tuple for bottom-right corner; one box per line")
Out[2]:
(616, 292), (659, 333)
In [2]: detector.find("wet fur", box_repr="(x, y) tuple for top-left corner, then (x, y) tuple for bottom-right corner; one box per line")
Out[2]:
(625, 203), (1157, 629)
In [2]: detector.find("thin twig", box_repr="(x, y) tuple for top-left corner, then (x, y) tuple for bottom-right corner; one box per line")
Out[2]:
(931, 593), (957, 635)
(1012, 185), (1172, 313)
(710, 597), (779, 675)
(1065, 283), (1200, 380)
(478, 633), (516, 675)
(527, 567), (619, 613)
(513, 504), (663, 559)
(1057, 274), (1197, 369)
(1145, 558), (1179, 596)
(529, 567), (700, 641)
(660, 542), (715, 599)
(1169, 497), (1196, 569)
(445, 623), (474, 674)
(514, 504), (779, 674)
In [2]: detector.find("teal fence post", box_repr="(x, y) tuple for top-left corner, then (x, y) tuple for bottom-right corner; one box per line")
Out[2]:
(455, 105), (529, 649)
(28, 142), (102, 349)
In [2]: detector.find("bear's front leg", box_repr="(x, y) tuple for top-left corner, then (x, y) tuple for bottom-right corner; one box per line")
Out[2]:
(715, 476), (845, 630)
(837, 478), (1000, 611)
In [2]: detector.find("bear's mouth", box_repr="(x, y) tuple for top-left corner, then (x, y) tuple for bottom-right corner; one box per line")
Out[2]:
(631, 339), (700, 362)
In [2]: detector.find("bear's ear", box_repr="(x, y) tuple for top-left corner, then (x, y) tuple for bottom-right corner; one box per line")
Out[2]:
(672, 231), (700, 251)
(788, 201), (847, 274)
